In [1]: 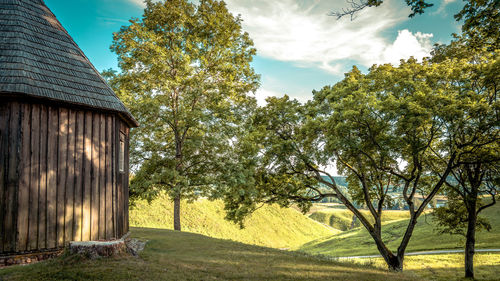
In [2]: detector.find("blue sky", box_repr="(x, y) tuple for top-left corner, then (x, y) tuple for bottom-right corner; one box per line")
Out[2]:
(45, 0), (464, 105)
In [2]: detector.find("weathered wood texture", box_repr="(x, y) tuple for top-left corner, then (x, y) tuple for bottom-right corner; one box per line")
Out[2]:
(0, 102), (130, 254)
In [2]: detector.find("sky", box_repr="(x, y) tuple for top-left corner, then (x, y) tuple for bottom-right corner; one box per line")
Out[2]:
(44, 0), (464, 105)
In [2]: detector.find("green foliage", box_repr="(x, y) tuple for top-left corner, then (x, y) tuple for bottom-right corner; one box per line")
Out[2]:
(108, 0), (260, 224)
(129, 193), (335, 249)
(427, 40), (499, 277)
(223, 96), (326, 226)
(223, 42), (498, 270)
(454, 0), (500, 50)
(433, 193), (493, 237)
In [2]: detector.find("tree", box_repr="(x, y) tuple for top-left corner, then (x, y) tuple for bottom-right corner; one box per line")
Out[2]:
(224, 57), (490, 271)
(430, 48), (499, 279)
(109, 0), (259, 231)
(454, 0), (499, 51)
(433, 166), (498, 278)
(330, 0), (499, 275)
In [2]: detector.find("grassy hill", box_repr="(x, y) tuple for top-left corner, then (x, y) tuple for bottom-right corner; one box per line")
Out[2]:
(130, 194), (337, 249)
(309, 209), (410, 231)
(302, 203), (500, 257)
(1, 228), (498, 280)
(0, 228), (418, 281)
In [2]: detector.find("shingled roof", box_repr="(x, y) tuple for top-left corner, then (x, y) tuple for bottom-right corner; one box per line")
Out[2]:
(0, 0), (138, 127)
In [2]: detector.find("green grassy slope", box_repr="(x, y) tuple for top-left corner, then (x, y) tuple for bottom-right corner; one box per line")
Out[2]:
(309, 209), (410, 231)
(130, 194), (337, 249)
(354, 253), (500, 281)
(0, 228), (419, 281)
(301, 204), (500, 257)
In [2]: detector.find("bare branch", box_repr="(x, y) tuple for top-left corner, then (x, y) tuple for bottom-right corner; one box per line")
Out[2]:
(328, 0), (370, 21)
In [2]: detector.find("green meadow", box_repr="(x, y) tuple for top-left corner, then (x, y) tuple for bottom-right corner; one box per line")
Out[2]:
(308, 208), (411, 231)
(0, 228), (420, 281)
(2, 197), (500, 280)
(130, 193), (337, 249)
(302, 203), (500, 257)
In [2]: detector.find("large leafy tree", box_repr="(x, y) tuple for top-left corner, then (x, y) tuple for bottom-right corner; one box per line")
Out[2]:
(433, 163), (499, 278)
(430, 46), (499, 278)
(329, 0), (499, 276)
(110, 0), (259, 231)
(224, 57), (497, 272)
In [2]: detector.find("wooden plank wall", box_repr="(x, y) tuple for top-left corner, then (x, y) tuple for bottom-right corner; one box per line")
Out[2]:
(0, 101), (21, 253)
(6, 102), (21, 253)
(0, 102), (130, 254)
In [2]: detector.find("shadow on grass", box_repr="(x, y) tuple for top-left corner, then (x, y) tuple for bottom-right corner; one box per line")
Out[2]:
(130, 227), (418, 281)
(0, 227), (419, 281)
(407, 264), (500, 281)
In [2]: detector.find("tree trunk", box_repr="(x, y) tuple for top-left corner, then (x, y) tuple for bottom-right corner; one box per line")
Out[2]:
(387, 255), (404, 272)
(173, 193), (181, 231)
(174, 131), (182, 231)
(465, 201), (477, 279)
(369, 229), (404, 272)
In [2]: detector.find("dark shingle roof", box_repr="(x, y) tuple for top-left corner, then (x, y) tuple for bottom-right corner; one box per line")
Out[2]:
(0, 0), (138, 127)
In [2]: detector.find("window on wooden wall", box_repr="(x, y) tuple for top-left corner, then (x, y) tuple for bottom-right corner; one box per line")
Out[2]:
(119, 132), (125, 173)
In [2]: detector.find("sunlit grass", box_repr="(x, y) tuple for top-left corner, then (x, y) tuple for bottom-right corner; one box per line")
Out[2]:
(0, 227), (419, 281)
(130, 193), (337, 249)
(301, 204), (500, 257)
(351, 253), (500, 281)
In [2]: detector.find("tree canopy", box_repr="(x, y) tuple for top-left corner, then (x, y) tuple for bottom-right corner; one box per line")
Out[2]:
(109, 0), (259, 231)
(223, 53), (499, 271)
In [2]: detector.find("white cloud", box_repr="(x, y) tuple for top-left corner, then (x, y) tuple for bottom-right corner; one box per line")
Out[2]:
(380, 30), (433, 65)
(225, 0), (434, 73)
(127, 0), (434, 71)
(127, 0), (146, 7)
(127, 0), (162, 8)
(254, 88), (281, 106)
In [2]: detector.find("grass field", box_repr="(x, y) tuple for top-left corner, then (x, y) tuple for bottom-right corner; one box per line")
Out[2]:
(2, 228), (498, 281)
(309, 209), (410, 231)
(302, 203), (500, 257)
(2, 202), (499, 280)
(352, 253), (500, 281)
(130, 194), (337, 249)
(0, 227), (419, 281)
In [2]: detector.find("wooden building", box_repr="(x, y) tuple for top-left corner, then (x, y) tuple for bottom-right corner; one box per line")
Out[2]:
(0, 0), (138, 255)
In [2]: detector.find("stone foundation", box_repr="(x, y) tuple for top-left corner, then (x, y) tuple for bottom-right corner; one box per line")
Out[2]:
(0, 233), (142, 267)
(0, 249), (63, 267)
